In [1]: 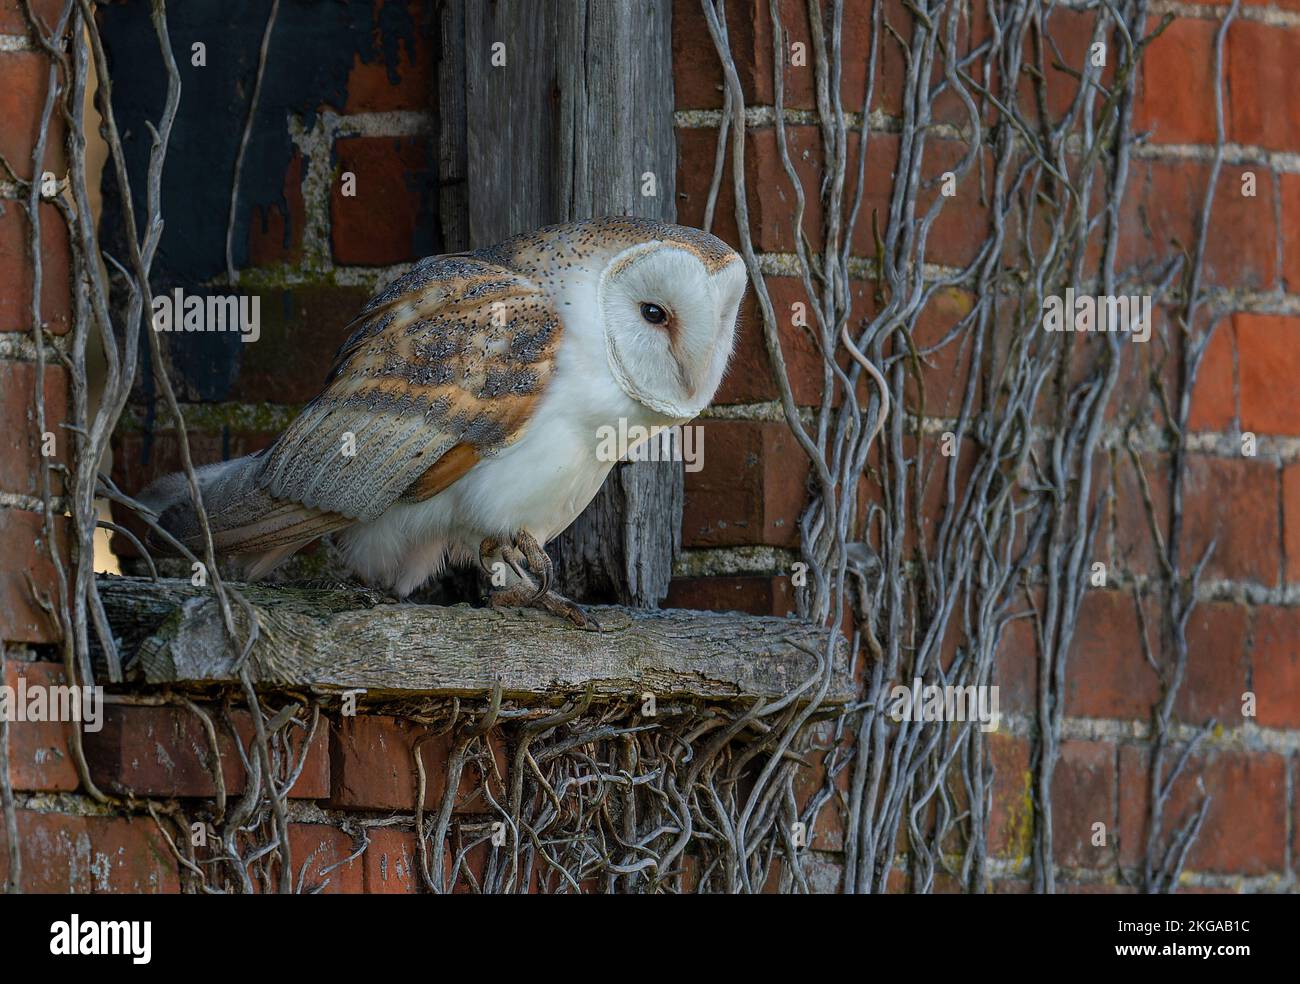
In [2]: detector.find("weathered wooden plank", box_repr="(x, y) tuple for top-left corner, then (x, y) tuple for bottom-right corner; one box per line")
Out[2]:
(97, 578), (851, 704)
(435, 0), (469, 252)
(458, 0), (682, 608)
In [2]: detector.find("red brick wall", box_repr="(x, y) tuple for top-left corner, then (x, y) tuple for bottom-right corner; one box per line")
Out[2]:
(671, 0), (1300, 892)
(0, 0), (71, 648)
(2, 0), (1298, 893)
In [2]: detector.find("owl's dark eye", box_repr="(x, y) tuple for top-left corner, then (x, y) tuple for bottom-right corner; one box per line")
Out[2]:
(640, 302), (669, 325)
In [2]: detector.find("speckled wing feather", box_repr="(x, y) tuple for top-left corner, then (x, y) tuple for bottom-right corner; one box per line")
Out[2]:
(256, 254), (562, 522)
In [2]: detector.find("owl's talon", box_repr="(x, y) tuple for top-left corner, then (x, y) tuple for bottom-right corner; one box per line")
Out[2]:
(514, 530), (552, 600)
(481, 530), (552, 600)
(501, 545), (530, 583)
(552, 595), (600, 631)
(488, 584), (601, 631)
(478, 538), (499, 575)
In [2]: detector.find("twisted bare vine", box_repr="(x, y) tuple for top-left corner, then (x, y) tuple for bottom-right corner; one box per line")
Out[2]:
(699, 0), (1231, 893)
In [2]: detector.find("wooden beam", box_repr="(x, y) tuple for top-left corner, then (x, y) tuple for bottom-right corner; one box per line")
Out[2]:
(97, 578), (852, 704)
(457, 0), (682, 608)
(434, 0), (469, 252)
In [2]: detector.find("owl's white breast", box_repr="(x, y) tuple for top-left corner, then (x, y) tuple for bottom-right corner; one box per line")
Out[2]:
(336, 275), (676, 594)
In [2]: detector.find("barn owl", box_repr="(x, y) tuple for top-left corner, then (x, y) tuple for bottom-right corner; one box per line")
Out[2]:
(141, 217), (746, 628)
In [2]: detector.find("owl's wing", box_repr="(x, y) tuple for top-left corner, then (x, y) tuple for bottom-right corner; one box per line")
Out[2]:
(255, 254), (562, 523)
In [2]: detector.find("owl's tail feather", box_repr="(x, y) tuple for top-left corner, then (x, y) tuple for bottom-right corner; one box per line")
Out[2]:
(138, 454), (353, 579)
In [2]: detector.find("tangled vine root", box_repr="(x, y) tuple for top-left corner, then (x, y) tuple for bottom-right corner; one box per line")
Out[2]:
(0, 0), (1237, 893)
(131, 686), (841, 894)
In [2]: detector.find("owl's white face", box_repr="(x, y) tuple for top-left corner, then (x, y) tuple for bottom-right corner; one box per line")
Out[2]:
(598, 243), (746, 420)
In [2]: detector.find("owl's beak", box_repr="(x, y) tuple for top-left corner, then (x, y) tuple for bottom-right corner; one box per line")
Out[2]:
(669, 337), (703, 401)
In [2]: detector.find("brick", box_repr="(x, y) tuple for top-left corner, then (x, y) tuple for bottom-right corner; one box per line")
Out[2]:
(1018, 6), (1118, 124)
(107, 425), (281, 562)
(1283, 173), (1300, 292)
(719, 277), (830, 406)
(0, 200), (72, 333)
(86, 814), (184, 893)
(246, 151), (306, 268)
(363, 827), (420, 894)
(905, 288), (978, 418)
(443, 838), (490, 894)
(139, 283), (368, 406)
(0, 508), (65, 643)
(1111, 450), (1169, 579)
(993, 610), (1038, 719)
(901, 433), (980, 559)
(1187, 318), (1236, 432)
(329, 715), (435, 811)
(0, 359), (67, 496)
(111, 427), (279, 502)
(791, 722), (847, 851)
(0, 50), (65, 182)
(670, 3), (1232, 179)
(930, 871), (969, 894)
(987, 733), (1032, 860)
(289, 823), (365, 894)
(1005, 151), (1105, 275)
(1061, 882), (1137, 894)
(671, 0), (731, 109)
(682, 419), (808, 548)
(0, 811), (179, 893)
(675, 0), (988, 131)
(83, 705), (329, 800)
(1207, 0), (1300, 8)
(229, 284), (371, 403)
(1135, 17), (1219, 145)
(676, 124), (901, 260)
(330, 136), (437, 266)
(1228, 21), (1300, 152)
(672, 0), (882, 113)
(987, 878), (1032, 893)
(764, 852), (841, 894)
(1120, 159), (1275, 291)
(714, 275), (884, 407)
(715, 299), (778, 406)
(1182, 455), (1280, 586)
(665, 575), (796, 616)
(1179, 602), (1249, 725)
(1236, 313), (1300, 436)
(0, 1), (66, 34)
(2, 659), (79, 791)
(1118, 746), (1286, 875)
(1051, 741), (1116, 869)
(1251, 606), (1300, 729)
(1285, 464), (1300, 583)
(917, 143), (995, 270)
(879, 866), (912, 894)
(1066, 589), (1160, 720)
(670, 0), (733, 109)
(340, 1), (434, 113)
(1295, 757), (1300, 877)
(673, 125), (797, 254)
(1105, 308), (1186, 429)
(328, 715), (504, 812)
